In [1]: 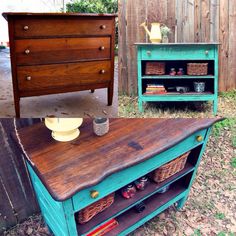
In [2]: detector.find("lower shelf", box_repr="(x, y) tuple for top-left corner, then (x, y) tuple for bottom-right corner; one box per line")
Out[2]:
(108, 184), (186, 235)
(143, 91), (213, 96)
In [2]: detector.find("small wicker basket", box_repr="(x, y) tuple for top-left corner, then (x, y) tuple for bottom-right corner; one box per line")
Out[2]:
(77, 193), (115, 224)
(145, 62), (165, 75)
(187, 63), (208, 75)
(152, 151), (190, 183)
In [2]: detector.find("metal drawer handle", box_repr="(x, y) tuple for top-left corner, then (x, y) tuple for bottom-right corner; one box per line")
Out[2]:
(100, 69), (106, 74)
(100, 25), (106, 29)
(23, 25), (29, 31)
(196, 135), (203, 142)
(90, 190), (99, 199)
(26, 76), (31, 81)
(24, 49), (30, 54)
(100, 46), (105, 51)
(147, 51), (151, 55)
(205, 50), (209, 55)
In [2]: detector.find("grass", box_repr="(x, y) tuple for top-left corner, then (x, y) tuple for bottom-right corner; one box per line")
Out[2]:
(215, 213), (226, 220)
(119, 90), (236, 118)
(230, 157), (236, 168)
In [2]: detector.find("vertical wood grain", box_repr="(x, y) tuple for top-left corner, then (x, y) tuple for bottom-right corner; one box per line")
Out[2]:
(210, 0), (220, 42)
(194, 0), (201, 42)
(201, 0), (211, 42)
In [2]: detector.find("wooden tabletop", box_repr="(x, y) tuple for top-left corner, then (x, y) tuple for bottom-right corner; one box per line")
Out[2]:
(135, 43), (220, 45)
(2, 12), (117, 20)
(14, 118), (220, 201)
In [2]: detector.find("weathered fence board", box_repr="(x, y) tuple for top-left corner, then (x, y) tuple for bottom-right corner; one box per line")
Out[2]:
(119, 0), (236, 94)
(0, 119), (40, 234)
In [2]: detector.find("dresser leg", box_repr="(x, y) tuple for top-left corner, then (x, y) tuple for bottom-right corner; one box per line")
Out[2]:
(213, 100), (218, 115)
(138, 100), (143, 112)
(107, 85), (113, 106)
(176, 195), (188, 210)
(15, 98), (20, 118)
(91, 89), (95, 93)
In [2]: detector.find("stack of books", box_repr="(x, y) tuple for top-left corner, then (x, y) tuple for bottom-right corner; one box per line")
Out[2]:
(145, 84), (166, 95)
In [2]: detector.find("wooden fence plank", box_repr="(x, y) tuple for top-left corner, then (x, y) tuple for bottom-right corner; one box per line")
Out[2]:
(194, 0), (201, 42)
(210, 0), (220, 42)
(167, 0), (176, 42)
(219, 0), (229, 91)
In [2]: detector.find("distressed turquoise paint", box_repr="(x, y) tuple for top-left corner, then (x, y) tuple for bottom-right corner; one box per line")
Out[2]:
(177, 127), (212, 209)
(72, 128), (207, 211)
(136, 43), (219, 115)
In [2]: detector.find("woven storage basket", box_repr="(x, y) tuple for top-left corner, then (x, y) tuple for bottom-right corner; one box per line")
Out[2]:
(187, 63), (208, 75)
(152, 151), (190, 183)
(77, 193), (115, 224)
(145, 62), (165, 75)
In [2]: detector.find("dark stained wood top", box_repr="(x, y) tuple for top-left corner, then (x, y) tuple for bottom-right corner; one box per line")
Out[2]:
(135, 43), (220, 45)
(14, 118), (220, 201)
(2, 12), (117, 21)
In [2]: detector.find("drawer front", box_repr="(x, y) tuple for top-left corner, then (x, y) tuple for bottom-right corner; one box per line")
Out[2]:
(17, 60), (111, 92)
(72, 128), (208, 211)
(15, 37), (111, 65)
(14, 18), (113, 38)
(141, 45), (215, 60)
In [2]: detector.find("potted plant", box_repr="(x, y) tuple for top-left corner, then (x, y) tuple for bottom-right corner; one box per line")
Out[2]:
(160, 24), (171, 43)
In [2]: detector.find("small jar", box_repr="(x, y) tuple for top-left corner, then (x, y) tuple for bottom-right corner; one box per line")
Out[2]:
(93, 118), (109, 136)
(135, 201), (146, 213)
(121, 184), (137, 199)
(177, 68), (184, 75)
(170, 68), (176, 76)
(134, 176), (149, 190)
(194, 82), (205, 93)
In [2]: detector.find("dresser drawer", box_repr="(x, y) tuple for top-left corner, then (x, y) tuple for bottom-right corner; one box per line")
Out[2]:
(14, 17), (113, 38)
(17, 60), (111, 92)
(72, 128), (208, 211)
(141, 45), (215, 60)
(15, 37), (111, 65)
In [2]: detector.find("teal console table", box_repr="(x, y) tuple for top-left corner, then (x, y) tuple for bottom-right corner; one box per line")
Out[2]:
(14, 118), (220, 236)
(136, 43), (219, 115)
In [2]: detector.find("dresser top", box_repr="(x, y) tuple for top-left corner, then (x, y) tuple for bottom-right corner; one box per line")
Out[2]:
(14, 118), (220, 201)
(135, 43), (220, 45)
(2, 12), (117, 20)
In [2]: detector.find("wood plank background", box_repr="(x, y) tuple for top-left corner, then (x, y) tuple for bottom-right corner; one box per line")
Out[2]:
(0, 119), (41, 234)
(118, 0), (236, 95)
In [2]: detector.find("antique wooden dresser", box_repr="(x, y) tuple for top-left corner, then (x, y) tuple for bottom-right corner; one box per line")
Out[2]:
(3, 13), (116, 117)
(13, 118), (220, 236)
(136, 43), (219, 115)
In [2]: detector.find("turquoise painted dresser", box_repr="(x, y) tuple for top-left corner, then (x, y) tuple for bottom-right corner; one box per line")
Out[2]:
(136, 43), (219, 115)
(14, 118), (220, 236)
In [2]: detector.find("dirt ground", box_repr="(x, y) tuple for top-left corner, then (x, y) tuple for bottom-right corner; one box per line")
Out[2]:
(118, 91), (236, 118)
(4, 120), (236, 236)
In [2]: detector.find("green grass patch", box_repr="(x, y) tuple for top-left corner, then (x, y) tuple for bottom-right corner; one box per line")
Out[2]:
(191, 229), (202, 236)
(215, 212), (225, 220)
(230, 157), (236, 168)
(219, 90), (236, 100)
(217, 232), (226, 236)
(212, 118), (236, 137)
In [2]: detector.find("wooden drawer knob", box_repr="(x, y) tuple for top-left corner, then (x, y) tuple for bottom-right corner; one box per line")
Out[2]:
(100, 69), (106, 74)
(205, 50), (209, 55)
(100, 46), (105, 51)
(26, 76), (31, 81)
(24, 49), (30, 54)
(196, 135), (203, 142)
(23, 25), (29, 31)
(90, 190), (99, 199)
(100, 25), (106, 29)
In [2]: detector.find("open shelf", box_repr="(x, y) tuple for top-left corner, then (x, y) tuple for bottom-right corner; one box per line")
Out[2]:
(76, 163), (194, 235)
(108, 184), (186, 235)
(142, 75), (215, 79)
(143, 91), (213, 96)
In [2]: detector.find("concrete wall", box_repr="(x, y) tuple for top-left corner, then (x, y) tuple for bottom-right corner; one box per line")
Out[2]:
(0, 0), (66, 45)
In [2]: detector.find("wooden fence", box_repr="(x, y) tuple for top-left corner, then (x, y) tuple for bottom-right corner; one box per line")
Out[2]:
(118, 0), (236, 95)
(0, 119), (41, 234)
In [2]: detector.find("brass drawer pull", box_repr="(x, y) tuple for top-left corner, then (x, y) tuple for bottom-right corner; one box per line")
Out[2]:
(100, 69), (106, 74)
(100, 46), (105, 51)
(26, 76), (31, 81)
(196, 135), (203, 142)
(23, 25), (29, 31)
(24, 49), (30, 54)
(90, 190), (99, 199)
(205, 50), (209, 55)
(100, 25), (106, 29)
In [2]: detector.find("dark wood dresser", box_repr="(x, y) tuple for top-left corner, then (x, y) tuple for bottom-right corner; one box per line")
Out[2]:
(3, 13), (117, 117)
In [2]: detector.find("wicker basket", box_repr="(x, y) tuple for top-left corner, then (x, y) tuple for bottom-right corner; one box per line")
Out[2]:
(152, 151), (190, 183)
(145, 62), (165, 75)
(187, 63), (208, 75)
(77, 193), (115, 224)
